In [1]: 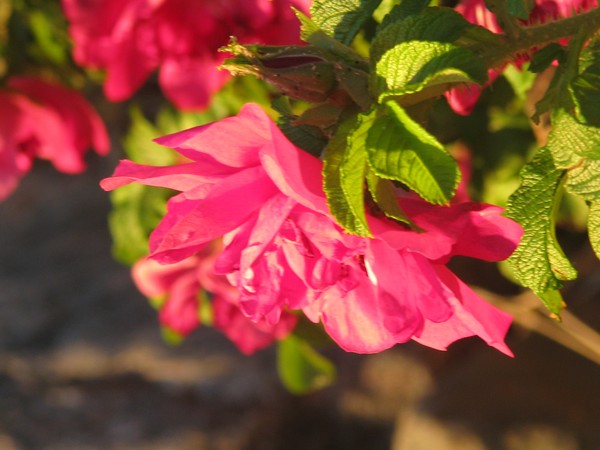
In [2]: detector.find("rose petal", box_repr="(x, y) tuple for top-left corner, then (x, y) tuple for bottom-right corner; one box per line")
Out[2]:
(413, 265), (513, 356)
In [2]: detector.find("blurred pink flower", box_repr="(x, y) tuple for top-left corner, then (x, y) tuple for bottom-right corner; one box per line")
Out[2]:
(447, 0), (598, 114)
(132, 241), (297, 354)
(0, 76), (109, 201)
(212, 295), (298, 355)
(102, 103), (522, 355)
(62, 0), (311, 110)
(133, 255), (204, 335)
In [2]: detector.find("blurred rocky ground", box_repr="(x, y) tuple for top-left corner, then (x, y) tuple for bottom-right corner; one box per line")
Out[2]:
(1, 138), (600, 449)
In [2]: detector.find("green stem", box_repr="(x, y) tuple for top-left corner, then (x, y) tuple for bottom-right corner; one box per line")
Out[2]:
(485, 6), (600, 67)
(484, 0), (524, 40)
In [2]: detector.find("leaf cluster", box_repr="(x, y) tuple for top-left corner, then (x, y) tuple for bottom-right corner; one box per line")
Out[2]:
(222, 0), (600, 321)
(223, 1), (503, 239)
(506, 33), (600, 314)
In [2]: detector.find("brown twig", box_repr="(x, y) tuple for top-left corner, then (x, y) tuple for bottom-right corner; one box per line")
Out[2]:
(475, 287), (600, 365)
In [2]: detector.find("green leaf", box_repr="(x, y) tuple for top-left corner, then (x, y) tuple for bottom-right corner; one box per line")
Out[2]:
(296, 102), (343, 129)
(365, 169), (413, 225)
(333, 64), (373, 110)
(506, 147), (577, 314)
(377, 0), (431, 31)
(295, 10), (369, 66)
(366, 101), (459, 204)
(272, 98), (329, 156)
(571, 61), (600, 127)
(565, 159), (600, 202)
(323, 114), (374, 236)
(27, 9), (68, 66)
(503, 64), (537, 101)
(547, 111), (600, 169)
(541, 73), (600, 251)
(198, 291), (214, 326)
(340, 113), (373, 233)
(529, 43), (565, 73)
(147, 294), (165, 310)
(371, 7), (473, 63)
(278, 115), (328, 157)
(506, 0), (535, 19)
(123, 106), (179, 164)
(161, 327), (185, 346)
(533, 30), (589, 123)
(588, 201), (600, 260)
(108, 184), (171, 265)
(294, 11), (372, 109)
(310, 0), (383, 45)
(108, 106), (179, 265)
(578, 35), (600, 71)
(0, 1), (9, 76)
(0, 1), (9, 37)
(277, 334), (336, 394)
(373, 41), (487, 102)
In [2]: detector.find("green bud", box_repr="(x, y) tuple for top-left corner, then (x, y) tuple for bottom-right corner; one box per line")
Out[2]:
(221, 41), (338, 103)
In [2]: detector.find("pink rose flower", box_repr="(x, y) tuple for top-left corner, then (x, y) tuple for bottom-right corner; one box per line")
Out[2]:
(61, 0), (311, 110)
(132, 241), (297, 354)
(0, 76), (109, 201)
(447, 0), (598, 114)
(102, 103), (523, 355)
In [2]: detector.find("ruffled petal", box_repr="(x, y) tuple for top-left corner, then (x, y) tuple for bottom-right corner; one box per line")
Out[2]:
(369, 214), (455, 261)
(368, 242), (453, 328)
(236, 250), (286, 324)
(149, 168), (278, 263)
(259, 124), (329, 215)
(158, 270), (202, 335)
(100, 159), (235, 193)
(131, 255), (199, 298)
(413, 266), (513, 356)
(398, 199), (522, 262)
(239, 193), (297, 270)
(154, 103), (269, 167)
(313, 282), (398, 354)
(213, 296), (297, 355)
